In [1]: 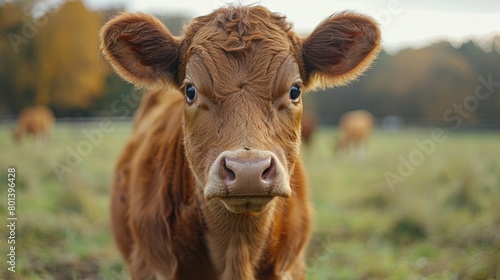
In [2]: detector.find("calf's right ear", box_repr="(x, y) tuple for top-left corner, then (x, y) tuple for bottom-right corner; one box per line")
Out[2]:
(100, 13), (180, 89)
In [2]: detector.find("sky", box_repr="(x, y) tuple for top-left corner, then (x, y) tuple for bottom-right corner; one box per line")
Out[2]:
(83, 0), (500, 53)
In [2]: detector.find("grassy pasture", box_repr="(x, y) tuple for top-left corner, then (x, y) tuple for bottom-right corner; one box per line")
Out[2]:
(0, 123), (499, 279)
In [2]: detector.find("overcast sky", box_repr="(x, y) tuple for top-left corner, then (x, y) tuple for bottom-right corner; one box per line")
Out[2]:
(84, 0), (500, 53)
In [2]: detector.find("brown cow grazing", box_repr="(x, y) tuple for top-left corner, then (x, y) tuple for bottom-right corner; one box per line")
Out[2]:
(101, 5), (380, 279)
(13, 105), (55, 144)
(335, 110), (375, 161)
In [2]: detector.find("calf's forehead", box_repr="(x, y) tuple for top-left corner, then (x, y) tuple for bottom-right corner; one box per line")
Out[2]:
(180, 6), (301, 98)
(185, 46), (301, 99)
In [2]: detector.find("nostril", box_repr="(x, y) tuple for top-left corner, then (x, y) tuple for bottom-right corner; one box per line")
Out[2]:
(262, 166), (272, 179)
(261, 158), (276, 183)
(221, 157), (236, 183)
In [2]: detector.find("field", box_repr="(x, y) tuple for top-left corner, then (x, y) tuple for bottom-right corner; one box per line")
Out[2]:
(1, 123), (499, 279)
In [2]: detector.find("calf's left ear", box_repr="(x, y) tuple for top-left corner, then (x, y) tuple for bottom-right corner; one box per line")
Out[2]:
(100, 13), (180, 89)
(302, 12), (381, 89)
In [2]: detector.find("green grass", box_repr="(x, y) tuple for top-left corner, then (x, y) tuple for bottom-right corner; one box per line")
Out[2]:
(1, 123), (499, 279)
(304, 128), (500, 280)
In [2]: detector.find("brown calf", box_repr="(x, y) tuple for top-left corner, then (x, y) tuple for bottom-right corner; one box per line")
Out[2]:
(101, 5), (380, 279)
(13, 105), (55, 143)
(335, 110), (375, 161)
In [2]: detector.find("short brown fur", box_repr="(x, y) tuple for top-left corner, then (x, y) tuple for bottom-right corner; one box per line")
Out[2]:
(101, 5), (380, 279)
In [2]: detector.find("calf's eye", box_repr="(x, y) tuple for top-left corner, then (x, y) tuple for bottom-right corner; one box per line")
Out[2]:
(289, 85), (301, 102)
(185, 84), (197, 103)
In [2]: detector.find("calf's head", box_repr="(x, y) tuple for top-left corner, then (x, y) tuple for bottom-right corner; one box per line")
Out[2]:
(100, 6), (380, 213)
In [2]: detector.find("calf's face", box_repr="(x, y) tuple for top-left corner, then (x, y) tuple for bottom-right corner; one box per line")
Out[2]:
(100, 7), (380, 213)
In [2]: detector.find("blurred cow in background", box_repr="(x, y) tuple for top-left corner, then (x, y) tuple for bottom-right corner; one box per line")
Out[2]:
(301, 113), (318, 148)
(335, 110), (374, 161)
(13, 105), (55, 144)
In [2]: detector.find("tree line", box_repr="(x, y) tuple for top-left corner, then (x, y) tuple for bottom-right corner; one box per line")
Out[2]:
(1, 0), (499, 127)
(308, 40), (500, 127)
(0, 0), (189, 118)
